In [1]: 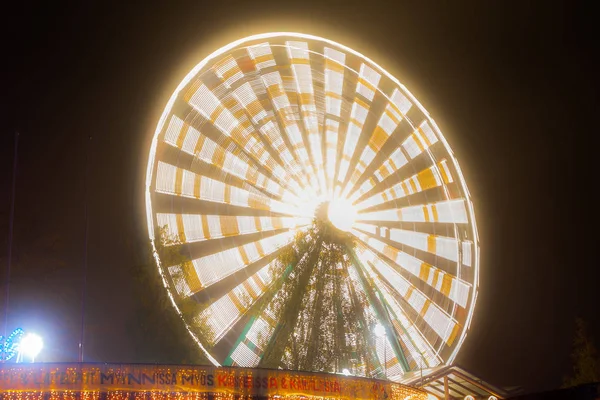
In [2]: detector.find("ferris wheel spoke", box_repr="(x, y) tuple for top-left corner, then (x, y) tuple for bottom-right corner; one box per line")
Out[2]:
(331, 50), (361, 199)
(335, 63), (381, 192)
(377, 280), (443, 370)
(284, 41), (328, 195)
(226, 81), (308, 196)
(348, 120), (440, 204)
(152, 193), (291, 221)
(166, 230), (296, 298)
(228, 74), (312, 193)
(246, 43), (320, 194)
(354, 222), (473, 267)
(322, 47), (346, 197)
(155, 162), (310, 217)
(183, 79), (307, 196)
(192, 258), (282, 349)
(354, 160), (453, 212)
(352, 230), (471, 309)
(341, 88), (413, 198)
(159, 122), (299, 202)
(261, 69), (320, 194)
(209, 55), (312, 197)
(354, 246), (444, 366)
(354, 243), (462, 352)
(156, 143), (275, 202)
(156, 213), (310, 246)
(358, 198), (471, 225)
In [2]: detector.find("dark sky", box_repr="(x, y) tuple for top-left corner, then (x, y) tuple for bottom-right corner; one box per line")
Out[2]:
(2, 0), (598, 394)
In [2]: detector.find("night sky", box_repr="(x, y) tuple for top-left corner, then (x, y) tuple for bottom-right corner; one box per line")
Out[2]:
(2, 0), (597, 394)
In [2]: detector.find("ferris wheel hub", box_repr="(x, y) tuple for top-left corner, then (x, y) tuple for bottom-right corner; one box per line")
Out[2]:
(327, 197), (358, 232)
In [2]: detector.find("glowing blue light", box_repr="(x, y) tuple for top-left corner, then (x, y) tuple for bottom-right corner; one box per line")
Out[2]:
(0, 328), (24, 361)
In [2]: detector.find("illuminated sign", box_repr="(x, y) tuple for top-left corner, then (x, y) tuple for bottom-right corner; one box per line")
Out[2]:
(0, 364), (428, 400)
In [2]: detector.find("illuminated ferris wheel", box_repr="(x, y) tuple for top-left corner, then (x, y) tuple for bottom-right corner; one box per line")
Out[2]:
(145, 32), (479, 383)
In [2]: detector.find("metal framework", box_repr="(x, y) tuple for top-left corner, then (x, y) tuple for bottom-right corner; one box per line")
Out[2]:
(405, 365), (509, 399)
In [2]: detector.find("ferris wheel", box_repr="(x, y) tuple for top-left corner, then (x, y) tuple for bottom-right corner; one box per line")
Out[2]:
(145, 32), (479, 382)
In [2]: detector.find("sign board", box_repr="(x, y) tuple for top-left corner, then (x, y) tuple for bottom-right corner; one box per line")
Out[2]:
(0, 363), (427, 400)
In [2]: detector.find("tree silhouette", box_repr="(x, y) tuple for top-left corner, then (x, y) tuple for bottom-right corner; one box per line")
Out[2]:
(126, 227), (208, 365)
(563, 317), (600, 387)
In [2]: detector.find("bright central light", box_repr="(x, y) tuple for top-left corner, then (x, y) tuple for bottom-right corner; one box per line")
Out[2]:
(19, 333), (43, 360)
(327, 197), (357, 232)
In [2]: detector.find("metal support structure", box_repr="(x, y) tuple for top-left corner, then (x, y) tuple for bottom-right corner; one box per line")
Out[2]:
(383, 336), (387, 379)
(78, 136), (92, 362)
(444, 375), (449, 400)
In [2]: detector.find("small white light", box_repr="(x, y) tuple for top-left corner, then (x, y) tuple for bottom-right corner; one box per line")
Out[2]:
(18, 333), (43, 361)
(342, 368), (350, 376)
(374, 323), (386, 338)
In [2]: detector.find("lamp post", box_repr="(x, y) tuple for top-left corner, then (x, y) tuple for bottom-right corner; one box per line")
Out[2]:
(419, 351), (424, 386)
(374, 323), (387, 379)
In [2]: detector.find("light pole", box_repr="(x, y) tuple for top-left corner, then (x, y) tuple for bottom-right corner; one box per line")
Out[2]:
(374, 323), (387, 379)
(420, 357), (423, 386)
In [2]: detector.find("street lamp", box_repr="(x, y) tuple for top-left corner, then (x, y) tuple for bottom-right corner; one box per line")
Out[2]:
(17, 333), (43, 362)
(374, 323), (387, 379)
(419, 351), (425, 386)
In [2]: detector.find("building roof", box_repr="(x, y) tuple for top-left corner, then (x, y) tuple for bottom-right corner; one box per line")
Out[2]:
(403, 365), (511, 399)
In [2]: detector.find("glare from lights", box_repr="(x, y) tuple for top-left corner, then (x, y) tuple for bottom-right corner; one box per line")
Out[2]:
(342, 368), (350, 376)
(17, 333), (43, 362)
(327, 197), (357, 231)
